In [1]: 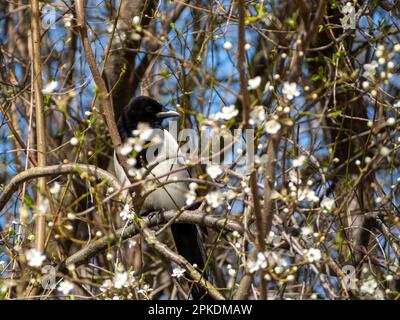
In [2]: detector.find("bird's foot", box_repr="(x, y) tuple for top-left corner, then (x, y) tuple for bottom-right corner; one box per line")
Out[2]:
(144, 209), (164, 225)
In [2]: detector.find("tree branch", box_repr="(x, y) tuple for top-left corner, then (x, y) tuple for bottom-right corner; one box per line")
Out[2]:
(74, 0), (144, 211)
(30, 0), (47, 251)
(0, 164), (121, 212)
(63, 209), (243, 267)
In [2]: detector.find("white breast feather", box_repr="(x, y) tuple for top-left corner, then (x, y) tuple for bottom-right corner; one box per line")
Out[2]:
(114, 129), (190, 212)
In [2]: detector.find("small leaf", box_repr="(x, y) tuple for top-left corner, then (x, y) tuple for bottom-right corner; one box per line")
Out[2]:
(327, 110), (342, 119)
(311, 74), (320, 81)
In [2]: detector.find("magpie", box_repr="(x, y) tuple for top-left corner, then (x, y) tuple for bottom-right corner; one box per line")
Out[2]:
(113, 96), (212, 300)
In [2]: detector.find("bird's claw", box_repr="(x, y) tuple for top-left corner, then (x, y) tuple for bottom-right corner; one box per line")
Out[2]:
(146, 209), (164, 225)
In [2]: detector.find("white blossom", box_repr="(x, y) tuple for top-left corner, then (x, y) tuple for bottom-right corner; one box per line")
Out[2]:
(360, 278), (378, 295)
(42, 81), (58, 94)
(247, 76), (262, 90)
(185, 182), (199, 206)
(363, 61), (378, 80)
(282, 82), (300, 100)
(119, 143), (133, 156)
(133, 123), (153, 141)
(69, 137), (79, 146)
(171, 267), (185, 278)
(265, 119), (281, 135)
(119, 123), (158, 154)
(387, 118), (396, 126)
(132, 16), (141, 26)
(297, 188), (318, 202)
(361, 81), (370, 90)
(137, 284), (153, 297)
(58, 280), (74, 295)
(49, 182), (61, 194)
(306, 248), (322, 263)
(301, 226), (313, 237)
(214, 105), (238, 121)
(63, 13), (73, 28)
(189, 182), (198, 191)
(247, 260), (259, 274)
(293, 155), (306, 168)
(100, 279), (113, 292)
(247, 252), (268, 273)
(228, 267), (237, 277)
(249, 106), (266, 125)
(340, 2), (356, 30)
(25, 249), (46, 267)
(205, 191), (224, 208)
(223, 41), (233, 51)
(289, 170), (302, 185)
(120, 204), (135, 221)
(380, 146), (391, 157)
(321, 196), (335, 212)
(185, 190), (196, 206)
(127, 157), (137, 166)
(113, 271), (128, 289)
(206, 164), (223, 179)
(385, 274), (394, 282)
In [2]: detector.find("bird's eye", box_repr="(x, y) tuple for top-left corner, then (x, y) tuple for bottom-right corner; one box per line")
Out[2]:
(145, 105), (152, 112)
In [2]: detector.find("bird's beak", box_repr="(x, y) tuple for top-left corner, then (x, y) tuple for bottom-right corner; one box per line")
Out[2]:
(156, 107), (180, 119)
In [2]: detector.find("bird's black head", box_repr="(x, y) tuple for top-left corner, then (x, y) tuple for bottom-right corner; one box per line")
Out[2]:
(117, 96), (179, 140)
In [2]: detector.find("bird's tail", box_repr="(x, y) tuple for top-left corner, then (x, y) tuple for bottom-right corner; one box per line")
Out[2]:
(170, 223), (213, 300)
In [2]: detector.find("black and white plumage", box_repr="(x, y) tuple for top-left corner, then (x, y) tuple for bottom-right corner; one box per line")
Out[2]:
(114, 96), (212, 299)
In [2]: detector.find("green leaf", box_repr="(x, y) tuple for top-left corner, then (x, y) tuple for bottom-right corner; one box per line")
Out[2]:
(161, 69), (170, 79)
(43, 95), (50, 105)
(23, 194), (34, 208)
(327, 110), (342, 119)
(350, 68), (360, 79)
(196, 113), (205, 124)
(245, 16), (259, 25)
(284, 12), (298, 30)
(311, 74), (320, 81)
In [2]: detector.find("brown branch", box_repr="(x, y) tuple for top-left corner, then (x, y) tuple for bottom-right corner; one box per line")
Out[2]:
(140, 227), (225, 300)
(63, 210), (242, 299)
(74, 0), (121, 155)
(0, 161), (232, 299)
(293, 0), (309, 23)
(74, 0), (144, 210)
(102, 0), (157, 120)
(236, 1), (329, 300)
(63, 210), (243, 268)
(0, 164), (121, 212)
(235, 0), (267, 300)
(0, 99), (37, 166)
(30, 0), (47, 251)
(237, 0), (264, 249)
